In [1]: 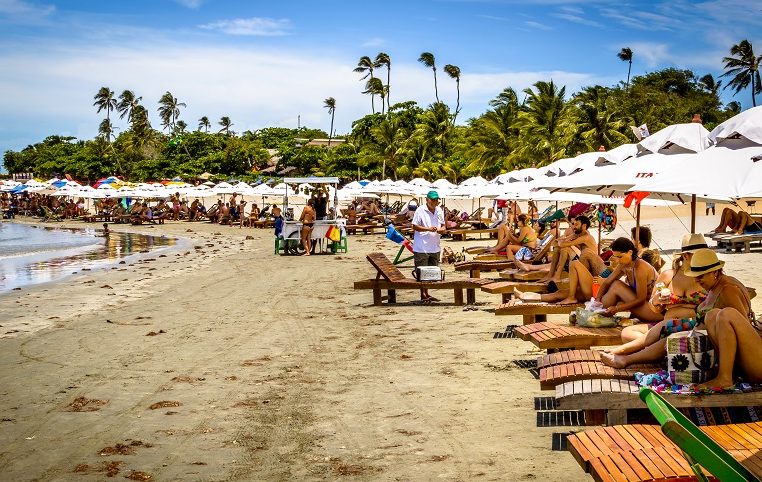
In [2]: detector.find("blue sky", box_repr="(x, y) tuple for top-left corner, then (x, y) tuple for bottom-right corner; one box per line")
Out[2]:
(1, 0), (761, 155)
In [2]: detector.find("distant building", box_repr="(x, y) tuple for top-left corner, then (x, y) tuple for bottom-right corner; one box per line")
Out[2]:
(304, 138), (345, 148)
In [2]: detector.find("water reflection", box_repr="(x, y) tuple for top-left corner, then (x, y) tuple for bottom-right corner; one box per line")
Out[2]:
(0, 224), (176, 292)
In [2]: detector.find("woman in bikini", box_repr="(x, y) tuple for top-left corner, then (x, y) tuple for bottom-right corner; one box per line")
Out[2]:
(486, 214), (537, 255)
(604, 234), (708, 356)
(600, 248), (755, 375)
(593, 237), (661, 321)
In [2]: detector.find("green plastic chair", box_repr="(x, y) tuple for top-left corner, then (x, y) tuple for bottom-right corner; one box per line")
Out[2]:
(639, 387), (760, 482)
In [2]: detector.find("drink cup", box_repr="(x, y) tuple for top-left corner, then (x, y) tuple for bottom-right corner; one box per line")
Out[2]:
(592, 281), (600, 298)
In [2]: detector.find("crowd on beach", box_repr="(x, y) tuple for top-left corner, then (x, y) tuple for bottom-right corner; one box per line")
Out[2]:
(482, 206), (762, 390)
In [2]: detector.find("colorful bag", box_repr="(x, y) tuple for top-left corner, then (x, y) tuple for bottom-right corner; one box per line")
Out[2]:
(325, 225), (341, 242)
(666, 329), (716, 384)
(574, 307), (618, 328)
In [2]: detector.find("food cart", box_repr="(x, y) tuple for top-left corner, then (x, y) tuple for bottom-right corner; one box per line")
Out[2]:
(278, 177), (347, 255)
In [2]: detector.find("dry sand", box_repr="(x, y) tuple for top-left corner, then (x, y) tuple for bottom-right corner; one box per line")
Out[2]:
(1, 203), (761, 481)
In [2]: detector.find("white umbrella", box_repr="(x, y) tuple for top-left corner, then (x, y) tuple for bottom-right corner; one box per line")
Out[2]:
(637, 122), (711, 154)
(709, 105), (762, 145)
(408, 177), (431, 187)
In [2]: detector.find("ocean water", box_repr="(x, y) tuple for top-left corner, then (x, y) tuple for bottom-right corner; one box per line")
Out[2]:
(0, 223), (177, 292)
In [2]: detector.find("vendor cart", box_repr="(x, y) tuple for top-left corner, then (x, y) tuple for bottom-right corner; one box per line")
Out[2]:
(277, 177), (347, 255)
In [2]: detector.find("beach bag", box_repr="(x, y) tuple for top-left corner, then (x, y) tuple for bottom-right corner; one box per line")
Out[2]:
(441, 246), (456, 264)
(666, 330), (716, 384)
(412, 266), (444, 282)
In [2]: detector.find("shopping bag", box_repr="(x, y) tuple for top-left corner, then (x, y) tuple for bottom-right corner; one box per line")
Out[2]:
(666, 329), (716, 384)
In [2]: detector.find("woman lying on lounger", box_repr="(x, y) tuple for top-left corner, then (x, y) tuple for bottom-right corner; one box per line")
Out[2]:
(600, 249), (756, 383)
(485, 214), (537, 255)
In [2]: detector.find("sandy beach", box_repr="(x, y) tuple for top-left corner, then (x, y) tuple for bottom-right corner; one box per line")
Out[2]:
(1, 204), (761, 481)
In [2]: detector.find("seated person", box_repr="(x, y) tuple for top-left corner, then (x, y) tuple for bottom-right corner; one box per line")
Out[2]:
(245, 203), (260, 227)
(399, 198), (418, 221)
(343, 203), (357, 225)
(486, 214), (536, 255)
(443, 208), (463, 230)
(189, 199), (200, 221)
(153, 200), (169, 222)
(631, 226), (653, 256)
(218, 202), (232, 225)
(608, 234), (708, 351)
(600, 249), (755, 381)
(711, 207), (762, 234)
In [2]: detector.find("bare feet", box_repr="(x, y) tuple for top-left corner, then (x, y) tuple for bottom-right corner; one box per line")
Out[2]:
(600, 352), (627, 369)
(557, 297), (578, 305)
(696, 376), (736, 390)
(515, 259), (530, 272)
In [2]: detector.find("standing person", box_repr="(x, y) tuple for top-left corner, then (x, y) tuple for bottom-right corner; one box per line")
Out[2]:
(314, 191), (328, 220)
(411, 190), (446, 303)
(300, 199), (316, 256)
(706, 202), (715, 216)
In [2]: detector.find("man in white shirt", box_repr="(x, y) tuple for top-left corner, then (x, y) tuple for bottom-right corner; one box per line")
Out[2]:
(412, 190), (445, 302)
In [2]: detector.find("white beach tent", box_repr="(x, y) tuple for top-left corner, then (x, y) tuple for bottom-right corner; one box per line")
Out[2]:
(408, 177), (431, 188)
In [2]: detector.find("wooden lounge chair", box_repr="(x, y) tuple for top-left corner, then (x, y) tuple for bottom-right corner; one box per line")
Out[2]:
(535, 348), (658, 389)
(641, 387), (762, 481)
(474, 233), (555, 263)
(498, 269), (548, 281)
(714, 233), (762, 253)
(481, 280), (568, 303)
(566, 391), (762, 481)
(453, 259), (516, 278)
(449, 227), (498, 241)
(513, 320), (624, 349)
(494, 301), (582, 324)
(353, 252), (494, 306)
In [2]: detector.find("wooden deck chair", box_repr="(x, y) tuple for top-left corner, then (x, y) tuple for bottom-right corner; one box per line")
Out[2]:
(640, 387), (761, 481)
(472, 233), (555, 262)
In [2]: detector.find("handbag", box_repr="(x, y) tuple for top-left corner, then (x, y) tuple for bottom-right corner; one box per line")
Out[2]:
(412, 266), (444, 282)
(666, 329), (716, 384)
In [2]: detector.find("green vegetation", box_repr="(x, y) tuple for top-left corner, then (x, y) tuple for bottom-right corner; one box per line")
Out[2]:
(4, 41), (757, 183)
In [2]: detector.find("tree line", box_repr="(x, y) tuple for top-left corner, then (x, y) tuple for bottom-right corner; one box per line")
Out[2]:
(3, 41), (760, 183)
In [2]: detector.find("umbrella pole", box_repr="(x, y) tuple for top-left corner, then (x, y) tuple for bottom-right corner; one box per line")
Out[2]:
(635, 202), (641, 247)
(690, 194), (696, 234)
(597, 204), (602, 256)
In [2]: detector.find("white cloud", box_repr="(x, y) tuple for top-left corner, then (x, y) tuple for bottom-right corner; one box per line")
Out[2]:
(199, 17), (292, 36)
(173, 0), (204, 8)
(361, 37), (385, 48)
(0, 38), (612, 151)
(524, 20), (553, 30)
(552, 12), (601, 28)
(0, 0), (54, 19)
(626, 42), (670, 68)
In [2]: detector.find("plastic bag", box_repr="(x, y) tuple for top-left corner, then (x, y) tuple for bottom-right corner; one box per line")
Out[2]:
(574, 307), (618, 328)
(584, 298), (607, 313)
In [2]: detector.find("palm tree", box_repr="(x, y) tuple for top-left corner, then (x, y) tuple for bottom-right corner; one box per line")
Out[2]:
(323, 97), (336, 146)
(513, 80), (575, 166)
(721, 39), (762, 107)
(93, 87), (116, 122)
(374, 52), (391, 110)
(698, 74), (723, 96)
(198, 116), (211, 132)
(363, 78), (385, 114)
(354, 56), (376, 113)
(572, 86), (629, 151)
(618, 47), (633, 89)
(219, 116), (234, 135)
(418, 52), (439, 102)
(369, 117), (402, 179)
(443, 64), (461, 123)
(158, 91), (186, 133)
(116, 90), (142, 121)
(98, 118), (115, 141)
(465, 88), (520, 176)
(176, 120), (187, 133)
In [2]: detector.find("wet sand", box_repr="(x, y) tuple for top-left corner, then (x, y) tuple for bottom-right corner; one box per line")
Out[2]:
(0, 204), (760, 481)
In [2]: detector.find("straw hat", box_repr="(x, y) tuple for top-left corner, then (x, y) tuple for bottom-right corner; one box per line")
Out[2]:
(684, 248), (725, 277)
(679, 233), (708, 254)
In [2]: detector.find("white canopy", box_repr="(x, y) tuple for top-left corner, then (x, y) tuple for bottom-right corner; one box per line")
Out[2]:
(709, 105), (762, 145)
(631, 136), (762, 202)
(638, 122), (711, 154)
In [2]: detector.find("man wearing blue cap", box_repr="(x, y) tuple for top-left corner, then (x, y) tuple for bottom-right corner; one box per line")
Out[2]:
(411, 190), (446, 302)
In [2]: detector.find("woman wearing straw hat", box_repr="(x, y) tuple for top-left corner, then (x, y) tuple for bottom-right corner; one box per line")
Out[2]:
(601, 234), (708, 363)
(685, 249), (761, 388)
(601, 248), (756, 379)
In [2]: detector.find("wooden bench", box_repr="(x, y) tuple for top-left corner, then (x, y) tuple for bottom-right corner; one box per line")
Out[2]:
(346, 223), (386, 235)
(252, 219), (275, 229)
(481, 280), (566, 303)
(449, 227), (498, 241)
(539, 361), (656, 390)
(714, 233), (762, 253)
(453, 260), (515, 278)
(556, 379), (762, 425)
(514, 320), (623, 348)
(498, 269), (547, 281)
(494, 302), (582, 324)
(567, 422), (762, 481)
(354, 252), (494, 305)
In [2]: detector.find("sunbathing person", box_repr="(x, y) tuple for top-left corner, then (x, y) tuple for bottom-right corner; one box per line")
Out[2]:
(606, 234), (708, 352)
(485, 214), (537, 255)
(600, 248), (752, 372)
(711, 207), (762, 234)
